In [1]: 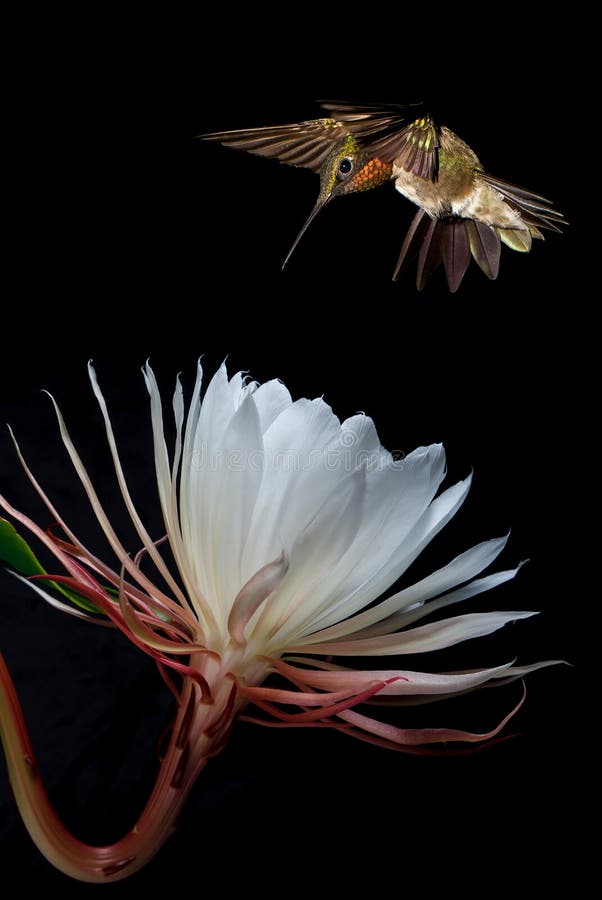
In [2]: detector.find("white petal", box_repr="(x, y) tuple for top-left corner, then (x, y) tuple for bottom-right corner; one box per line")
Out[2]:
(240, 397), (342, 583)
(334, 414), (381, 470)
(139, 362), (173, 520)
(184, 363), (238, 605)
(180, 359), (203, 552)
(228, 370), (245, 405)
(297, 470), (470, 638)
(172, 374), (185, 482)
(291, 610), (537, 656)
(489, 659), (566, 680)
(252, 379), (293, 434)
(258, 466), (367, 643)
(211, 393), (264, 611)
(142, 364), (206, 615)
(385, 565), (523, 633)
(276, 443), (447, 641)
(298, 535), (510, 643)
(345, 471), (473, 612)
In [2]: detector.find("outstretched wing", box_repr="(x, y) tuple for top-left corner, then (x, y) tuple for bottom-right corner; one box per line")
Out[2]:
(200, 118), (346, 172)
(321, 101), (440, 182)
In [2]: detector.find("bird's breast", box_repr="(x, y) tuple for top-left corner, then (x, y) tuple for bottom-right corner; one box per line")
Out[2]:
(393, 165), (478, 217)
(393, 167), (456, 217)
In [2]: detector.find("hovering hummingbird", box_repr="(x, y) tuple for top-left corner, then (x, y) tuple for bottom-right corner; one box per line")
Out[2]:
(201, 101), (564, 292)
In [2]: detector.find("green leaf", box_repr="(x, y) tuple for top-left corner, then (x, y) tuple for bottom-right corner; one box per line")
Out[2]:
(0, 517), (46, 578)
(0, 517), (104, 615)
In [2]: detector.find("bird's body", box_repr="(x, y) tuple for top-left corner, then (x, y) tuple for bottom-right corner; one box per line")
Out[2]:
(392, 126), (479, 217)
(201, 102), (563, 292)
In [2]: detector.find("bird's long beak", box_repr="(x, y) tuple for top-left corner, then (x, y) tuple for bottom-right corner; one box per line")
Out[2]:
(282, 194), (332, 271)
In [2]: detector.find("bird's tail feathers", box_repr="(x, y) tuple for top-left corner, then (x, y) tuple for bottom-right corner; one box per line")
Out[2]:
(393, 212), (504, 292)
(480, 173), (564, 234)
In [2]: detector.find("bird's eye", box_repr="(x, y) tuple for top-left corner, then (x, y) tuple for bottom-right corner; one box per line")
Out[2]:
(338, 157), (353, 177)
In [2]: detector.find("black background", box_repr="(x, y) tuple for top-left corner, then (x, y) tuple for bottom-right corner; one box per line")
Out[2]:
(0, 15), (586, 894)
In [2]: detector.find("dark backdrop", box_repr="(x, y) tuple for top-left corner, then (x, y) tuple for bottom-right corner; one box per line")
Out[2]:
(0, 18), (584, 896)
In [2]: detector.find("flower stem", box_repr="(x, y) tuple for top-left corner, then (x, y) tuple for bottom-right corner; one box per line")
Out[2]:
(0, 655), (235, 882)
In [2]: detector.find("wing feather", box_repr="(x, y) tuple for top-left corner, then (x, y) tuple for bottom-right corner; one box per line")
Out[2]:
(201, 119), (346, 172)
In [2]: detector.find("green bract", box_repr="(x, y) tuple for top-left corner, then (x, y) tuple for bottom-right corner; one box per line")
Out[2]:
(0, 517), (102, 614)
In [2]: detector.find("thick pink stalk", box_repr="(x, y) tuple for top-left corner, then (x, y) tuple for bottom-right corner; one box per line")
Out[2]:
(0, 654), (241, 882)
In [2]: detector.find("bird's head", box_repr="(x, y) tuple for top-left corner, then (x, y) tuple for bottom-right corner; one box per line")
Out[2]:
(282, 135), (392, 269)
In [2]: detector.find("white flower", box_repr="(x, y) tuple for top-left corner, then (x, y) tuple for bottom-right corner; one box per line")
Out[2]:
(0, 361), (558, 882)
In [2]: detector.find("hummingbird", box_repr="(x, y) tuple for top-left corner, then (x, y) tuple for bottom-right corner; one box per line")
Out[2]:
(201, 101), (564, 292)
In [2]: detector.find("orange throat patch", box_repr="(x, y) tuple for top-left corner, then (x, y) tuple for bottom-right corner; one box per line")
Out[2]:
(351, 157), (393, 193)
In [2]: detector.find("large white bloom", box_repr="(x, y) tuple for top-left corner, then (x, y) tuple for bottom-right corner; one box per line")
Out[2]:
(139, 361), (533, 661)
(0, 361), (557, 882)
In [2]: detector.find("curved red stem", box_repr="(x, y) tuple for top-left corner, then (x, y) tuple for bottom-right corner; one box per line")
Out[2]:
(0, 655), (230, 882)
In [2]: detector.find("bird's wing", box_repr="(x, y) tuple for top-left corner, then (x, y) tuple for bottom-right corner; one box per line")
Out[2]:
(200, 118), (346, 172)
(321, 101), (440, 182)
